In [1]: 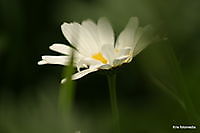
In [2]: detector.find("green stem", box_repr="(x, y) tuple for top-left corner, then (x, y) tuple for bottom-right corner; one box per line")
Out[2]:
(58, 79), (75, 115)
(58, 52), (75, 115)
(107, 73), (120, 133)
(168, 46), (199, 120)
(181, 84), (199, 121)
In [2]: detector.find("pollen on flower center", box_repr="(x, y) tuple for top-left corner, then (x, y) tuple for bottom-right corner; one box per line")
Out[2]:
(91, 52), (108, 64)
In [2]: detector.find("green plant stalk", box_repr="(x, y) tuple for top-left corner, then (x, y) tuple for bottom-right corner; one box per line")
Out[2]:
(58, 77), (75, 115)
(168, 46), (199, 120)
(107, 73), (120, 133)
(58, 52), (75, 115)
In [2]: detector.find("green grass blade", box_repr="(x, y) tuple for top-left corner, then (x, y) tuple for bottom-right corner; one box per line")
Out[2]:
(58, 51), (76, 115)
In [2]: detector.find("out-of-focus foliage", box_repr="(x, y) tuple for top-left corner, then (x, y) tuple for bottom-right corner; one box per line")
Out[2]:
(0, 0), (200, 132)
(58, 52), (76, 114)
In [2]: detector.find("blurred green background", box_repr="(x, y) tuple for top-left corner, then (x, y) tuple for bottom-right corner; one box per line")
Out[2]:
(0, 0), (200, 132)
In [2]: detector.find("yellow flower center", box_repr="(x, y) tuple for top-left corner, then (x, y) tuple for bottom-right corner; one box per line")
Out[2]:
(91, 52), (108, 64)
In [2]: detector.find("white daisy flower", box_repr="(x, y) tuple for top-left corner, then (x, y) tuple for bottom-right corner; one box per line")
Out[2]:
(38, 17), (154, 82)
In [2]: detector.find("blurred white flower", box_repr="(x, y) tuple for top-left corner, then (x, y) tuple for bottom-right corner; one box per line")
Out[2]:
(38, 17), (153, 81)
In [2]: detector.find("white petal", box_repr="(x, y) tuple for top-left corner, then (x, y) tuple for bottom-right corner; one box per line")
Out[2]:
(134, 27), (143, 44)
(61, 78), (67, 84)
(81, 19), (101, 50)
(61, 22), (99, 56)
(115, 47), (132, 58)
(78, 57), (102, 67)
(49, 43), (73, 55)
(120, 47), (132, 55)
(41, 56), (69, 65)
(116, 17), (139, 49)
(101, 44), (115, 64)
(97, 17), (114, 46)
(76, 57), (102, 71)
(38, 60), (48, 65)
(98, 64), (112, 70)
(132, 25), (154, 56)
(49, 43), (83, 63)
(72, 63), (108, 80)
(72, 68), (98, 80)
(61, 64), (106, 83)
(113, 55), (130, 66)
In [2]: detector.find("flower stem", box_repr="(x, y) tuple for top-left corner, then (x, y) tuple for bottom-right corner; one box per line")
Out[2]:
(107, 73), (120, 133)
